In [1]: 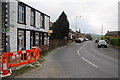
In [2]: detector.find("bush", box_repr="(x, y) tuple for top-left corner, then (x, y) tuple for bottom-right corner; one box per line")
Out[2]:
(110, 38), (120, 46)
(102, 36), (111, 43)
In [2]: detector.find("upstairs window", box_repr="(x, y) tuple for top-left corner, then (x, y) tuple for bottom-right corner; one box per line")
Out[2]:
(18, 4), (25, 24)
(41, 14), (44, 29)
(30, 10), (35, 26)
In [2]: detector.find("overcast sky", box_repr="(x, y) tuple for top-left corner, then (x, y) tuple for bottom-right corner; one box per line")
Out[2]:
(21, 0), (119, 35)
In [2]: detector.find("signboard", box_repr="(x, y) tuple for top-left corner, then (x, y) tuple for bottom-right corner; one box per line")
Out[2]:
(1, 28), (7, 33)
(48, 30), (53, 33)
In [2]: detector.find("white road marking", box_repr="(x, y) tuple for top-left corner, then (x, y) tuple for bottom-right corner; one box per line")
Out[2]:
(77, 42), (98, 68)
(82, 57), (98, 68)
(77, 42), (88, 55)
(77, 50), (80, 55)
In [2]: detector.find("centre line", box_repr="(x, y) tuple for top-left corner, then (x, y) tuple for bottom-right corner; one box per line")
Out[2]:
(77, 42), (88, 55)
(82, 57), (98, 68)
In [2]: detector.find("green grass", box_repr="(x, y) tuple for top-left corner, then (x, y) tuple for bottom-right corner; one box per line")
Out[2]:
(6, 65), (38, 78)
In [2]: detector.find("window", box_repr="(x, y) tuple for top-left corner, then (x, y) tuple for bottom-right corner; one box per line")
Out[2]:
(31, 10), (35, 26)
(18, 30), (26, 50)
(41, 14), (44, 29)
(18, 4), (25, 24)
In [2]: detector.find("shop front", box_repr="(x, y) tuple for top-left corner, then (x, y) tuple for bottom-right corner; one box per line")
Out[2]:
(17, 28), (49, 51)
(18, 29), (26, 51)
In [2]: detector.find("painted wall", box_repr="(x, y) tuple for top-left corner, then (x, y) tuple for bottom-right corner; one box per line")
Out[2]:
(8, 0), (50, 52)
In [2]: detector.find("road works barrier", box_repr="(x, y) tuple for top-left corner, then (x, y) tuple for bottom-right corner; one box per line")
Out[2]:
(0, 47), (40, 77)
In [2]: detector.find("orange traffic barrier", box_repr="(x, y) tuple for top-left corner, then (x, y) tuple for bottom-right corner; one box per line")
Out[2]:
(0, 47), (40, 77)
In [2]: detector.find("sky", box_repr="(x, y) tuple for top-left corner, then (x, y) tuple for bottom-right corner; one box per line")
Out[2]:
(20, 0), (119, 35)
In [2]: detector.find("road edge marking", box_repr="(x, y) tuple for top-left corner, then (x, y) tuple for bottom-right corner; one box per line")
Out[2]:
(82, 57), (98, 68)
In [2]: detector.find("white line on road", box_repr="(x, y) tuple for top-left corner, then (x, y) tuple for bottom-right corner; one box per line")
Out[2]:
(82, 57), (98, 68)
(77, 42), (88, 55)
(77, 50), (81, 55)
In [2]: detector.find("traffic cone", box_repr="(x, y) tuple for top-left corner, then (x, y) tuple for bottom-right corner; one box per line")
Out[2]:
(1, 63), (11, 77)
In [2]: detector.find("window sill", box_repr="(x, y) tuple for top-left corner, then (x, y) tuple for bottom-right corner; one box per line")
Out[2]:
(17, 22), (26, 25)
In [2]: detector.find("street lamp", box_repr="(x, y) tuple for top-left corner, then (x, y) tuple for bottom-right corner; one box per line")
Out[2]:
(76, 16), (81, 31)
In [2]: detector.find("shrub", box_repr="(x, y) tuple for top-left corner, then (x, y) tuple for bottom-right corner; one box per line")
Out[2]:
(110, 38), (120, 46)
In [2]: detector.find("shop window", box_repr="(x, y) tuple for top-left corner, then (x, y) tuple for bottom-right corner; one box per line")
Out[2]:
(35, 32), (39, 46)
(18, 30), (26, 50)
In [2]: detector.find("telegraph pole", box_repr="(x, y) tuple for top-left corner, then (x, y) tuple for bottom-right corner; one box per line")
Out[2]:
(76, 16), (82, 32)
(101, 26), (103, 37)
(76, 16), (77, 31)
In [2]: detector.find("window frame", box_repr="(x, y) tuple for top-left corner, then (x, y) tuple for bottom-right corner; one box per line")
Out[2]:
(30, 9), (35, 26)
(18, 2), (26, 24)
(40, 14), (45, 29)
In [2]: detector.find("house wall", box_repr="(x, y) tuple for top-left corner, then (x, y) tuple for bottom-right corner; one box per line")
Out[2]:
(9, 0), (18, 52)
(26, 31), (30, 50)
(8, 0), (50, 52)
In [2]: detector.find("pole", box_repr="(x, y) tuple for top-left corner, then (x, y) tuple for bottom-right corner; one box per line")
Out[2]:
(76, 16), (77, 31)
(101, 26), (103, 37)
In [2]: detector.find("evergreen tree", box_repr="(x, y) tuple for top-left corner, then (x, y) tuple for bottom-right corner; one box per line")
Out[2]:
(51, 11), (69, 40)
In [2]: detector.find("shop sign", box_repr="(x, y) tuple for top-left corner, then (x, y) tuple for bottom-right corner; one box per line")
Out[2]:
(1, 28), (7, 33)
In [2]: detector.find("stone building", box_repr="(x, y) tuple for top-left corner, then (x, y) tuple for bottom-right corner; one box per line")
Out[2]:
(1, 0), (50, 52)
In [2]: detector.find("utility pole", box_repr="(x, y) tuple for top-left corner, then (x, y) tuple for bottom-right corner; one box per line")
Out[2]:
(76, 16), (77, 31)
(101, 26), (103, 37)
(76, 16), (82, 32)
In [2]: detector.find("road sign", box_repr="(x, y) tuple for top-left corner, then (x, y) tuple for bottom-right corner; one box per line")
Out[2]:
(1, 28), (7, 33)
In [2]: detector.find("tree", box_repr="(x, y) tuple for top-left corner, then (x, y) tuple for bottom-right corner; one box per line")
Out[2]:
(85, 34), (92, 40)
(51, 11), (69, 40)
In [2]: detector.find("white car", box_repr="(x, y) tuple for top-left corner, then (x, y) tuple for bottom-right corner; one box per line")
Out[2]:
(79, 38), (84, 42)
(98, 40), (107, 48)
(75, 38), (84, 43)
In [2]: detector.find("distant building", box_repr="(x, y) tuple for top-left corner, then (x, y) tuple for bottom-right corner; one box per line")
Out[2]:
(74, 31), (83, 38)
(1, 0), (50, 52)
(68, 29), (75, 40)
(105, 31), (120, 38)
(118, 1), (120, 31)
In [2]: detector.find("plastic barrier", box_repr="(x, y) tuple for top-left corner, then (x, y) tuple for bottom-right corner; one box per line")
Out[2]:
(0, 47), (40, 77)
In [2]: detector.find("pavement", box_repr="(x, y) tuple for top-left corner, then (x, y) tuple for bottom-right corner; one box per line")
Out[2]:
(17, 41), (118, 78)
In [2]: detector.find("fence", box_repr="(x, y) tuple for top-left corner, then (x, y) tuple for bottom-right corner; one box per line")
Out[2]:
(0, 47), (40, 77)
(40, 39), (68, 53)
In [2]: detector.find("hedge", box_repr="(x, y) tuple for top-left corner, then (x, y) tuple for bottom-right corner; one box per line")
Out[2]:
(110, 38), (120, 46)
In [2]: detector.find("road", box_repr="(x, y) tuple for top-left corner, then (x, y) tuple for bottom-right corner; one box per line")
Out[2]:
(18, 41), (118, 78)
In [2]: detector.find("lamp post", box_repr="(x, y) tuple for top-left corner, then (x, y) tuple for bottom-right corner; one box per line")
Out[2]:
(101, 25), (103, 37)
(76, 16), (81, 32)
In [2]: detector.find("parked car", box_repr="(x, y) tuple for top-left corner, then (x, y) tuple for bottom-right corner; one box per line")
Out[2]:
(75, 38), (84, 43)
(95, 38), (100, 43)
(75, 38), (81, 43)
(98, 40), (107, 48)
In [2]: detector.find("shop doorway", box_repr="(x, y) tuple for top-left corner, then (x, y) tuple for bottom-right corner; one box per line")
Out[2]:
(30, 31), (35, 48)
(18, 29), (26, 51)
